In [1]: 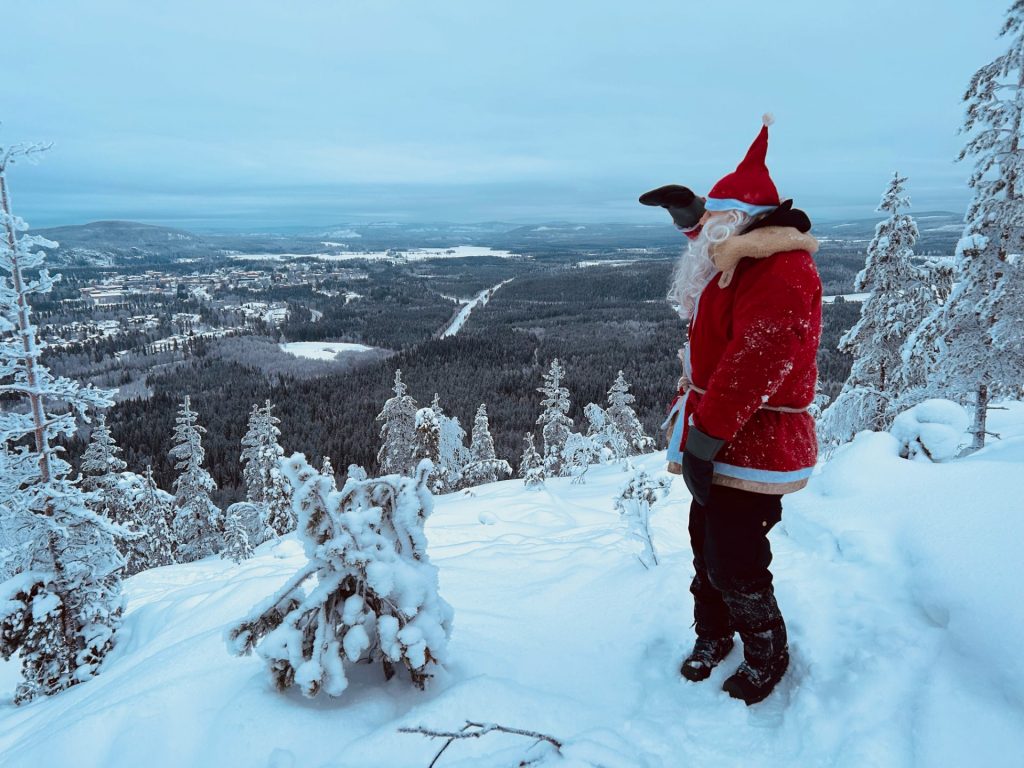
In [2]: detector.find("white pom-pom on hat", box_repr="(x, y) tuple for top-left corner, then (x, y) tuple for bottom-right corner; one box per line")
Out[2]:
(762, 112), (775, 127)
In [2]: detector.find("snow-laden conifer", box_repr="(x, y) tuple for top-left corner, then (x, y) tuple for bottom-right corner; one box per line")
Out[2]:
(0, 141), (124, 703)
(819, 173), (947, 443)
(461, 403), (511, 486)
(536, 358), (574, 476)
(169, 396), (222, 561)
(227, 455), (453, 698)
(519, 433), (545, 490)
(240, 399), (293, 537)
(605, 371), (654, 455)
(414, 398), (470, 493)
(120, 466), (175, 575)
(615, 468), (671, 569)
(221, 504), (254, 563)
(584, 402), (628, 464)
(321, 455), (338, 490)
(906, 5), (1024, 450)
(376, 369), (418, 475)
(561, 432), (597, 483)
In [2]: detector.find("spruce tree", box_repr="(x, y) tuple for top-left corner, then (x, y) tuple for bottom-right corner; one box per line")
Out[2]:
(820, 173), (944, 443)
(240, 399), (293, 537)
(169, 396), (222, 561)
(462, 403), (511, 486)
(908, 3), (1024, 450)
(0, 141), (124, 703)
(605, 371), (654, 455)
(228, 455), (453, 698)
(376, 369), (418, 475)
(321, 455), (338, 491)
(536, 359), (574, 476)
(519, 433), (545, 490)
(121, 466), (175, 575)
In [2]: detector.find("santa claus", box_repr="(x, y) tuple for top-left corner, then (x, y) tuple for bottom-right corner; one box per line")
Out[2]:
(642, 115), (822, 705)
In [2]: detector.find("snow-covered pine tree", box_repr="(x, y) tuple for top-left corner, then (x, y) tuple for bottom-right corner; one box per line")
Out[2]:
(819, 172), (945, 444)
(536, 358), (574, 476)
(906, 5), (1024, 451)
(519, 433), (545, 490)
(615, 468), (671, 569)
(120, 466), (175, 575)
(583, 402), (628, 464)
(228, 455), (453, 698)
(240, 399), (293, 537)
(221, 503), (254, 563)
(376, 369), (418, 475)
(81, 411), (127, 493)
(604, 371), (654, 455)
(0, 141), (124, 703)
(169, 396), (222, 561)
(413, 398), (469, 493)
(321, 455), (338, 491)
(461, 403), (512, 486)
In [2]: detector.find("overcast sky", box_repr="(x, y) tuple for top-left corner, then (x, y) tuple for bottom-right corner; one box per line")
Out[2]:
(0, 0), (1012, 230)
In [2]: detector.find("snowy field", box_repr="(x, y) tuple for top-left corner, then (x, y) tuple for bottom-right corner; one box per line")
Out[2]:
(1, 405), (1023, 767)
(228, 246), (518, 263)
(279, 341), (376, 361)
(822, 292), (870, 304)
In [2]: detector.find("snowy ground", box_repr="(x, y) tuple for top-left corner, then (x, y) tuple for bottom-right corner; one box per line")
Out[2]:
(440, 279), (514, 338)
(279, 341), (376, 361)
(2, 405), (1023, 767)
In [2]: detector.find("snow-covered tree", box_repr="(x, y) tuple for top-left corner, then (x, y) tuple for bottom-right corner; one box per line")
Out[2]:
(119, 466), (175, 575)
(222, 503), (254, 563)
(228, 455), (453, 698)
(0, 141), (124, 703)
(906, 5), (1024, 451)
(80, 410), (136, 526)
(169, 396), (222, 561)
(584, 402), (628, 464)
(376, 369), (418, 475)
(240, 400), (293, 537)
(414, 398), (470, 493)
(519, 433), (545, 490)
(321, 455), (338, 490)
(605, 371), (654, 455)
(536, 359), (574, 476)
(819, 172), (953, 445)
(461, 403), (512, 486)
(561, 432), (597, 483)
(615, 468), (671, 569)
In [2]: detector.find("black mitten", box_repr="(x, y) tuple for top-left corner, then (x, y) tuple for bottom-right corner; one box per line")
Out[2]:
(639, 185), (706, 231)
(682, 424), (725, 507)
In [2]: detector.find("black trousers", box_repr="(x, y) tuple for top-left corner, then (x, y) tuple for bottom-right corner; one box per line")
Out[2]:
(688, 483), (783, 639)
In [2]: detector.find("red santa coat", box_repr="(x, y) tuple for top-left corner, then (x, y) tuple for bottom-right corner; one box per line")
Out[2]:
(668, 235), (822, 495)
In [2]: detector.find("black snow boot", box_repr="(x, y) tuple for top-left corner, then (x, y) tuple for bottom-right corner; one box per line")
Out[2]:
(721, 587), (789, 705)
(680, 636), (734, 682)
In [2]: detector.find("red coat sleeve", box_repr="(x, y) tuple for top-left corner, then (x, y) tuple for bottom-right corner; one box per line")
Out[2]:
(693, 250), (820, 442)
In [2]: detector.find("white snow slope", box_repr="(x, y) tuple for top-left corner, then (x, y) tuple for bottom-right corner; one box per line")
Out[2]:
(2, 404), (1023, 767)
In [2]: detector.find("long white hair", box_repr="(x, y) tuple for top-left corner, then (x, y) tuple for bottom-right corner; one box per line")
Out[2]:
(667, 210), (751, 318)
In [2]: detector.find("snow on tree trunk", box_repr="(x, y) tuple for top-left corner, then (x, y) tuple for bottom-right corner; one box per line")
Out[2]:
(227, 455), (453, 698)
(169, 396), (222, 561)
(0, 141), (124, 703)
(615, 468), (671, 569)
(903, 6), (1024, 450)
(376, 369), (419, 476)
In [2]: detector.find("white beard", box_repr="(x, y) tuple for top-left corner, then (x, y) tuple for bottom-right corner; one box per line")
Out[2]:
(667, 210), (750, 318)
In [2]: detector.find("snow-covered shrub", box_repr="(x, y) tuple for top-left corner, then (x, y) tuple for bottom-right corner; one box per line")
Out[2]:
(890, 399), (970, 462)
(227, 455), (453, 697)
(562, 432), (598, 483)
(615, 468), (671, 568)
(119, 467), (176, 575)
(584, 403), (628, 464)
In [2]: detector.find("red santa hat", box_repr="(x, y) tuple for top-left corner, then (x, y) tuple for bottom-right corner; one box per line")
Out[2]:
(705, 114), (781, 216)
